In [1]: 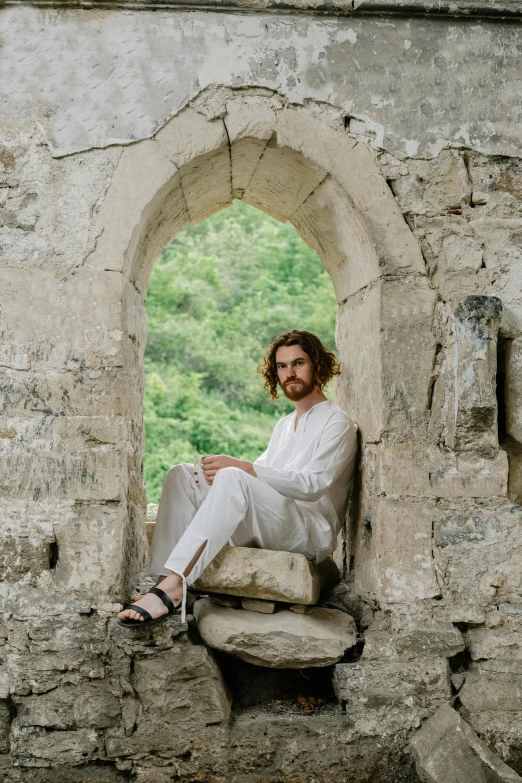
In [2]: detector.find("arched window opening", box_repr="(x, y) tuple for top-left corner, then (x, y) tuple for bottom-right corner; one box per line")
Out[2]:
(143, 198), (339, 515)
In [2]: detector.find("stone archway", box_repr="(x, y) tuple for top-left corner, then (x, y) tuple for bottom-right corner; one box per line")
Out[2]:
(83, 93), (437, 603)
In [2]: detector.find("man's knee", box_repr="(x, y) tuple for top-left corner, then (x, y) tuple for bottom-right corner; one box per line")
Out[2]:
(213, 466), (246, 486)
(164, 463), (186, 484)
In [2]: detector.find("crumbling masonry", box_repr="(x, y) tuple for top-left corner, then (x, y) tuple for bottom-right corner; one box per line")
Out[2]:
(2, 1), (522, 780)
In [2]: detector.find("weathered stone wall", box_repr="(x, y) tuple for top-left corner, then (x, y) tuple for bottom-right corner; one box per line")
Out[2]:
(2, 3), (522, 780)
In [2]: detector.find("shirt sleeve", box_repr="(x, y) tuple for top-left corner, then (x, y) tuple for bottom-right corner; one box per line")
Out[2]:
(253, 416), (357, 502)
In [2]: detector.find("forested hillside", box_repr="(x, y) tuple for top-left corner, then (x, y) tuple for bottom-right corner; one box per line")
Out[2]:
(144, 201), (338, 502)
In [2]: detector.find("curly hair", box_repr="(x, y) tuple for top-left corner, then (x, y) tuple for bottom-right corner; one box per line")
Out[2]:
(260, 330), (341, 401)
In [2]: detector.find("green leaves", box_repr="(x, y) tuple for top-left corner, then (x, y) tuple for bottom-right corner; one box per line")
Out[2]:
(143, 200), (337, 502)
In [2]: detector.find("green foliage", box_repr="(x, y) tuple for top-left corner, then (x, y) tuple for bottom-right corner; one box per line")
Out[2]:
(144, 200), (337, 502)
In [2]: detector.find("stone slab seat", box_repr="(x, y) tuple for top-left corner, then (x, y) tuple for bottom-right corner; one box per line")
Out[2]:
(193, 597), (357, 668)
(193, 545), (336, 605)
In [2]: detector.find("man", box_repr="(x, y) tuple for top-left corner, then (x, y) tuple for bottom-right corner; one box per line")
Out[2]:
(118, 330), (358, 627)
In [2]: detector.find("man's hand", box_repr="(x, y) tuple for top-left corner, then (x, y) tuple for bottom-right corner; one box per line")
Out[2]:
(202, 455), (257, 486)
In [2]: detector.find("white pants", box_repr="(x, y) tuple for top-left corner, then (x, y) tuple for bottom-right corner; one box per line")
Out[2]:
(147, 463), (319, 586)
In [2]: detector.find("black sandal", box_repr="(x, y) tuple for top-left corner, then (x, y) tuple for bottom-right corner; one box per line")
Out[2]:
(117, 586), (181, 628)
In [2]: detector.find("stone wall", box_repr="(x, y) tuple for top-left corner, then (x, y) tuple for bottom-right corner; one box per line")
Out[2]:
(2, 2), (522, 779)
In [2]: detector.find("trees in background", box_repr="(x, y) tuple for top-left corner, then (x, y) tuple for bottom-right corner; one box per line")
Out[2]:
(144, 200), (337, 502)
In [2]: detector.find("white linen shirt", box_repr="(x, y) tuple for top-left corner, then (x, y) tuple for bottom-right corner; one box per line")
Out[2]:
(253, 399), (358, 562)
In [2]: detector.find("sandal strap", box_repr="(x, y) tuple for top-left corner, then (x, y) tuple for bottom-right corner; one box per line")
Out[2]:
(126, 604), (152, 622)
(150, 586), (178, 615)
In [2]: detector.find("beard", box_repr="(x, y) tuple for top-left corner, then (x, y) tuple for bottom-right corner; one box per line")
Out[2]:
(281, 377), (316, 401)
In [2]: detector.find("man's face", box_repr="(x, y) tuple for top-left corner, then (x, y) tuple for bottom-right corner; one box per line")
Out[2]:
(275, 344), (316, 401)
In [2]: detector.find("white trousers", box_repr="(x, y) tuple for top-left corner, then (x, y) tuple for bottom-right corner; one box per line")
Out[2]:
(147, 463), (319, 587)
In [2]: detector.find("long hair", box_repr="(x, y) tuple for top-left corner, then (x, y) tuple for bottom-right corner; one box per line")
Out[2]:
(260, 330), (341, 401)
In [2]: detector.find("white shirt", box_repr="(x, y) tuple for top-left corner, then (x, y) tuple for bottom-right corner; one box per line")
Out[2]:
(253, 399), (358, 561)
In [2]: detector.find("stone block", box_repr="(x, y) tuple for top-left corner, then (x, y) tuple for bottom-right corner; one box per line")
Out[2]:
(467, 625), (522, 663)
(460, 670), (522, 713)
(0, 699), (10, 754)
(225, 99), (276, 198)
(241, 598), (276, 614)
(22, 614), (108, 653)
(291, 175), (380, 301)
(154, 108), (232, 224)
(1, 368), (126, 419)
(224, 97), (277, 145)
(87, 138), (177, 274)
(127, 175), (189, 293)
(446, 295), (502, 454)
(243, 142), (326, 222)
(155, 107), (229, 169)
(336, 284), (384, 443)
(179, 146), (233, 224)
(433, 504), (522, 624)
(391, 150), (471, 215)
(290, 603), (308, 614)
(0, 519), (55, 583)
(506, 337), (522, 444)
(194, 546), (322, 604)
(53, 503), (134, 601)
(106, 643), (230, 757)
(333, 658), (451, 735)
(228, 710), (416, 781)
(0, 268), (124, 357)
(375, 442), (433, 497)
(373, 499), (441, 603)
(275, 108), (426, 282)
(380, 282), (439, 433)
(410, 703), (521, 782)
(132, 639), (228, 686)
(375, 444), (507, 499)
(11, 724), (101, 765)
(0, 449), (122, 502)
(194, 598), (356, 668)
(441, 233), (484, 272)
(230, 137), (269, 198)
(16, 682), (121, 730)
(433, 507), (502, 548)
(429, 451), (508, 498)
(8, 649), (105, 696)
(363, 622), (464, 661)
(210, 594), (241, 608)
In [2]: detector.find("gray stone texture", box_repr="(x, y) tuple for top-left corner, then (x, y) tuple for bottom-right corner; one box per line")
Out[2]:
(194, 598), (357, 667)
(411, 703), (522, 782)
(2, 2), (522, 778)
(332, 658), (451, 736)
(4, 8), (522, 160)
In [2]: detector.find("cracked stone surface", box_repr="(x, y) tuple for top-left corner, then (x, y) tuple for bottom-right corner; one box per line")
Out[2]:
(3, 9), (522, 778)
(194, 598), (357, 667)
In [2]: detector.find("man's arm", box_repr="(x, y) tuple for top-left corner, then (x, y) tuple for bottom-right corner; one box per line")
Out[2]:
(202, 455), (257, 485)
(253, 418), (357, 502)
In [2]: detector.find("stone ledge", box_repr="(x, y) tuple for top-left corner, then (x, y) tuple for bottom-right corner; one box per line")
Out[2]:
(5, 0), (522, 17)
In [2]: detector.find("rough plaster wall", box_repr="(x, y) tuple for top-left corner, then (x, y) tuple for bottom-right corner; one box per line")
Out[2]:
(2, 6), (522, 779)
(3, 6), (522, 159)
